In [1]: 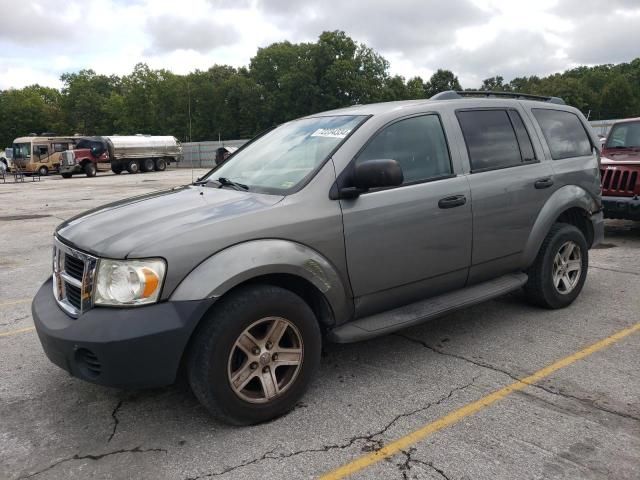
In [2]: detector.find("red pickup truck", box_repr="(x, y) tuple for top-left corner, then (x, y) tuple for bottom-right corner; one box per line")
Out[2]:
(600, 118), (640, 220)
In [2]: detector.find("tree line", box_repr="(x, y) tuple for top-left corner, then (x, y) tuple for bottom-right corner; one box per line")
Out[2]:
(1, 30), (639, 148)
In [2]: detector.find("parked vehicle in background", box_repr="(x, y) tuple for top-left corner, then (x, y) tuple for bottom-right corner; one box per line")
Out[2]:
(11, 136), (76, 176)
(59, 135), (182, 177)
(59, 137), (110, 178)
(600, 117), (640, 220)
(215, 146), (238, 165)
(106, 135), (182, 174)
(33, 91), (603, 425)
(1, 147), (13, 171)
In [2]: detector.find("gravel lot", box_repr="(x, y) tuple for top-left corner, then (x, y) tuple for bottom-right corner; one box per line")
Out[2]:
(1, 170), (639, 480)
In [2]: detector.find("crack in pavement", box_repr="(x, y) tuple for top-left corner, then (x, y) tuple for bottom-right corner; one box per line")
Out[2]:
(183, 376), (480, 479)
(590, 265), (640, 277)
(108, 400), (124, 443)
(397, 448), (451, 480)
(395, 333), (640, 423)
(16, 446), (168, 479)
(0, 315), (29, 328)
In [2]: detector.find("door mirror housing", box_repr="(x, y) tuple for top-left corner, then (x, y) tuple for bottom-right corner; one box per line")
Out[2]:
(353, 158), (403, 190)
(332, 158), (404, 200)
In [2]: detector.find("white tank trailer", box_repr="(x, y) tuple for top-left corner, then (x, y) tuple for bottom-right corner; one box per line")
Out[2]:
(105, 135), (183, 174)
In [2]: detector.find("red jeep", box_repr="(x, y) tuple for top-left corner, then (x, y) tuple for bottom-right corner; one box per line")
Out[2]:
(600, 118), (640, 220)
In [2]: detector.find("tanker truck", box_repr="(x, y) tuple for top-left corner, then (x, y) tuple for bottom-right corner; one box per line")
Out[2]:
(59, 135), (182, 177)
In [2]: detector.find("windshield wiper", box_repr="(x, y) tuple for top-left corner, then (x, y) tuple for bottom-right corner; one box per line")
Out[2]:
(217, 177), (249, 191)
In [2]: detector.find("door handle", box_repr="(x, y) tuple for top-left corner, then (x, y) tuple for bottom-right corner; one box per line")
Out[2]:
(438, 195), (467, 209)
(534, 177), (554, 189)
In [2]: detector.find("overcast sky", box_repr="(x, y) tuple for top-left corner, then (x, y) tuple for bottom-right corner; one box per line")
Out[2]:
(1, 0), (639, 91)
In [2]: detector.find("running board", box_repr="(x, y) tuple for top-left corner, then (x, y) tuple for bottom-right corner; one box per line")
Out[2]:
(328, 273), (528, 343)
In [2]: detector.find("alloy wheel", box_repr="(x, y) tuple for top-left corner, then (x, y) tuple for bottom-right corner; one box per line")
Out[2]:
(227, 317), (303, 404)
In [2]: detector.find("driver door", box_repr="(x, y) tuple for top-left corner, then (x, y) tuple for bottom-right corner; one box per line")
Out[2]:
(339, 114), (472, 317)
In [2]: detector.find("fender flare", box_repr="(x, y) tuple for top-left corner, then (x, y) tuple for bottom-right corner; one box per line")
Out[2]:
(522, 185), (597, 267)
(170, 239), (352, 323)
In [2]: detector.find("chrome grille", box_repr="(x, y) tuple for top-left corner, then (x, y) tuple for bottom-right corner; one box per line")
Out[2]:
(52, 238), (97, 317)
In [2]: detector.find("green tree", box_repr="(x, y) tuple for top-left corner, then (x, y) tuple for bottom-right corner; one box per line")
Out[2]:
(425, 69), (462, 97)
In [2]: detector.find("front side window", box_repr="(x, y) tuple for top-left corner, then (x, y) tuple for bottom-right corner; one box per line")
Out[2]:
(532, 109), (592, 159)
(606, 121), (640, 149)
(457, 109), (533, 171)
(204, 115), (366, 194)
(356, 114), (452, 184)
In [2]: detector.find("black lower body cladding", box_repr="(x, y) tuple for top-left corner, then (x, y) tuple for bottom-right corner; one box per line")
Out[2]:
(32, 278), (215, 388)
(602, 196), (640, 220)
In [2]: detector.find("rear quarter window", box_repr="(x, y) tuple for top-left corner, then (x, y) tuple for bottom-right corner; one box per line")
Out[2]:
(532, 109), (592, 159)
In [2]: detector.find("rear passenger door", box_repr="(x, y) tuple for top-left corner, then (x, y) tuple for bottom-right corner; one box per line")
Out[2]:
(455, 108), (555, 283)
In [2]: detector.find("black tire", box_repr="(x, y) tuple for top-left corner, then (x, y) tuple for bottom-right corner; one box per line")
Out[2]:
(111, 165), (123, 175)
(84, 162), (97, 177)
(126, 160), (139, 174)
(525, 223), (588, 309)
(38, 166), (48, 176)
(140, 158), (155, 172)
(61, 173), (73, 179)
(154, 158), (167, 171)
(188, 284), (321, 425)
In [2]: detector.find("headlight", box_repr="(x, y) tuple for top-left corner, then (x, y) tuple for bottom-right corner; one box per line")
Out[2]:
(94, 259), (166, 306)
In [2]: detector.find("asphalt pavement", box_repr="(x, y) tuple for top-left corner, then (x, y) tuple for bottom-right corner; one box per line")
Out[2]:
(1, 169), (638, 480)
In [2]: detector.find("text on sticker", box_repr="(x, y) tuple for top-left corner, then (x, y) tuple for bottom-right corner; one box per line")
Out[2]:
(311, 128), (352, 138)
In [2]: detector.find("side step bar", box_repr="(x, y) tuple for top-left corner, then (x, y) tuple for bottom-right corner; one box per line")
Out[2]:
(328, 273), (528, 343)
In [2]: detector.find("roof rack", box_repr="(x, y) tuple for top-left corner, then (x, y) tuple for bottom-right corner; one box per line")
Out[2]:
(431, 90), (565, 105)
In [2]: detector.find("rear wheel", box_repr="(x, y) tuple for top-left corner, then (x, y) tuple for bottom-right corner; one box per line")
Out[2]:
(126, 160), (139, 174)
(84, 162), (97, 177)
(525, 223), (588, 309)
(141, 158), (155, 172)
(38, 166), (48, 176)
(111, 164), (123, 174)
(188, 285), (321, 425)
(154, 158), (167, 171)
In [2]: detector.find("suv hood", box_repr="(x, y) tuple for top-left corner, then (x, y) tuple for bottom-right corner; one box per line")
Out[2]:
(57, 185), (284, 258)
(601, 148), (640, 162)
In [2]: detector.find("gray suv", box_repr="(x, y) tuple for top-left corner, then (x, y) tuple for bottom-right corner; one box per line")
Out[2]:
(33, 91), (604, 425)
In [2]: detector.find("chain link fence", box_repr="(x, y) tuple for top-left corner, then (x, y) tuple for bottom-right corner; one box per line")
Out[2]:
(177, 140), (249, 168)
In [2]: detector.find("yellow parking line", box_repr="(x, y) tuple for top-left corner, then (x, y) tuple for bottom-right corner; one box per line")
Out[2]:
(0, 326), (35, 338)
(320, 322), (640, 480)
(0, 298), (31, 307)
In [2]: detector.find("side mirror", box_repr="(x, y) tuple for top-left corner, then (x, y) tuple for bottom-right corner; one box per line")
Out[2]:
(336, 159), (403, 199)
(353, 158), (403, 190)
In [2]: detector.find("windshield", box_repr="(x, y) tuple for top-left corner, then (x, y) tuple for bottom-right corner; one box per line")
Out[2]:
(12, 143), (31, 159)
(204, 115), (366, 194)
(606, 121), (640, 149)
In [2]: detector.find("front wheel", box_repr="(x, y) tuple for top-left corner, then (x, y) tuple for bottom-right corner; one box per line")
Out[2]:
(84, 162), (97, 177)
(38, 166), (48, 176)
(525, 223), (588, 309)
(188, 285), (321, 425)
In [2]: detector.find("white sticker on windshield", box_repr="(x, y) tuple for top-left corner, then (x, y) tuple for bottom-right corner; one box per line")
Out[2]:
(311, 128), (352, 139)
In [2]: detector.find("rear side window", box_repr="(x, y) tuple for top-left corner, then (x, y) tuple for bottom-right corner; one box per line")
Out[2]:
(532, 109), (592, 159)
(357, 114), (452, 184)
(456, 109), (535, 171)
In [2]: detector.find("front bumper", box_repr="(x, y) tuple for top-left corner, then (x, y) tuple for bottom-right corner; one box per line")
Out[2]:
(32, 278), (215, 388)
(59, 164), (83, 174)
(602, 195), (640, 221)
